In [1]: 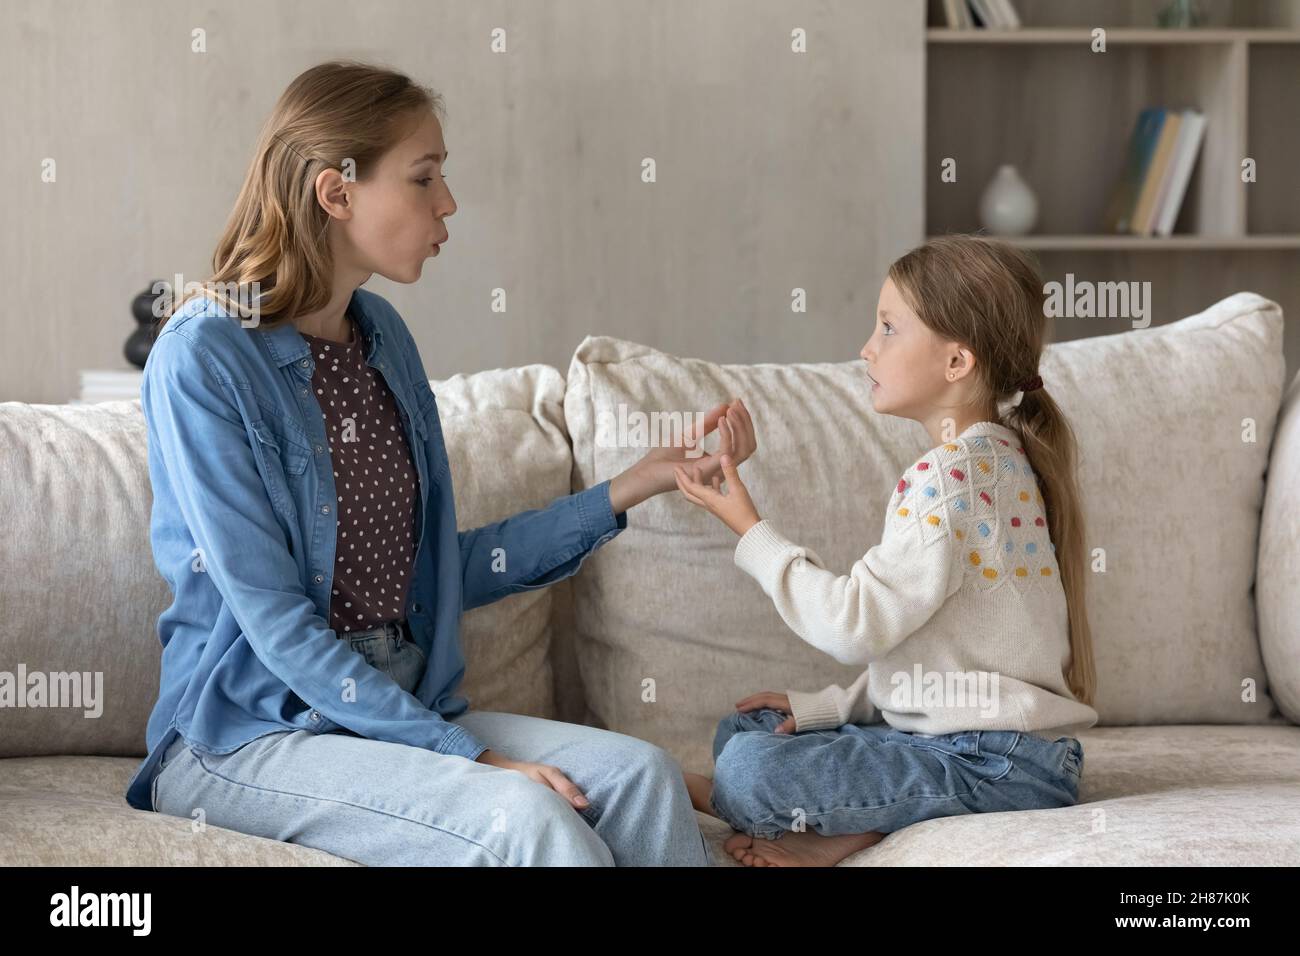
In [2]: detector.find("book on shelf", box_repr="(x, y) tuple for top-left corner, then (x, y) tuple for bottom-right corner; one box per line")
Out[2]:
(1103, 107), (1206, 237)
(1131, 111), (1182, 235)
(941, 0), (1020, 29)
(1152, 111), (1207, 237)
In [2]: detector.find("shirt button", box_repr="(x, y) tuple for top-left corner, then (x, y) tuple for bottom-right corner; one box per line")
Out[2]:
(321, 505), (331, 514)
(314, 444), (324, 454)
(309, 711), (320, 722)
(300, 359), (310, 367)
(411, 602), (422, 613)
(313, 574), (324, 584)
(300, 387), (309, 395)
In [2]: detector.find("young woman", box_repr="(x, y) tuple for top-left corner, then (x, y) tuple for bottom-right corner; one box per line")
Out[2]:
(126, 59), (757, 866)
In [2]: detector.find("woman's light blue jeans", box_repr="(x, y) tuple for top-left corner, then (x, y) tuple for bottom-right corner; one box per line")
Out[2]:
(710, 706), (1083, 839)
(151, 620), (711, 866)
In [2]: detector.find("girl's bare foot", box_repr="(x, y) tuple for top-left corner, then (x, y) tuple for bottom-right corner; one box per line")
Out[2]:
(723, 828), (885, 866)
(723, 831), (756, 862)
(682, 771), (716, 815)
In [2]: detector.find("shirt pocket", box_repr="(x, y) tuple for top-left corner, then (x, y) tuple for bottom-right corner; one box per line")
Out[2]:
(409, 378), (448, 480)
(250, 418), (312, 517)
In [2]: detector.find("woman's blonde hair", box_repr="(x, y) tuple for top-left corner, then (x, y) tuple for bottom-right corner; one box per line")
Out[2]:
(167, 60), (443, 328)
(888, 234), (1096, 708)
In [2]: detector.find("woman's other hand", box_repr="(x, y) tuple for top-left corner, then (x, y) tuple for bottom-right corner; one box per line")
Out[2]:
(474, 750), (590, 810)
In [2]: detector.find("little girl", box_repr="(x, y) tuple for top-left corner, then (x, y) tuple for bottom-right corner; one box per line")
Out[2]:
(675, 234), (1098, 867)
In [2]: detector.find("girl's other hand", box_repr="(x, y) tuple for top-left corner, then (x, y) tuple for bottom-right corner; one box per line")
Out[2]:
(735, 691), (796, 734)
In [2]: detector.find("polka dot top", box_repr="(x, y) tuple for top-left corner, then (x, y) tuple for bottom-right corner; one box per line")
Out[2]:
(301, 311), (419, 633)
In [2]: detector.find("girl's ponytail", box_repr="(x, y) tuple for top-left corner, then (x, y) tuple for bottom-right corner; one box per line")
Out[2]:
(1007, 383), (1096, 706)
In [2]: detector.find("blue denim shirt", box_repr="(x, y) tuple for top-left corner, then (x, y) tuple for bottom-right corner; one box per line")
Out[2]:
(124, 287), (626, 811)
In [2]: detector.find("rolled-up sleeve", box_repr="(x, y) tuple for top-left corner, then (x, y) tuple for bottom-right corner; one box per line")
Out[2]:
(458, 478), (628, 611)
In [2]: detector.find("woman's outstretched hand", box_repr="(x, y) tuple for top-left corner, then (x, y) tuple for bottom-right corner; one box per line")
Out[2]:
(673, 418), (762, 537)
(642, 399), (758, 493)
(608, 398), (758, 515)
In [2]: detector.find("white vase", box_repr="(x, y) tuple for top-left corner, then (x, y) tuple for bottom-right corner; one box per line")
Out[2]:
(979, 164), (1038, 236)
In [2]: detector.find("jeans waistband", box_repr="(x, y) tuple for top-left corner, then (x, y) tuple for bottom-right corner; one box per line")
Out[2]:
(341, 618), (410, 643)
(1022, 729), (1073, 745)
(913, 729), (1072, 745)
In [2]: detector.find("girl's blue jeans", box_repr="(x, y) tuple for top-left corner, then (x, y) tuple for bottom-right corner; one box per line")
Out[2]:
(710, 707), (1083, 839)
(151, 621), (710, 866)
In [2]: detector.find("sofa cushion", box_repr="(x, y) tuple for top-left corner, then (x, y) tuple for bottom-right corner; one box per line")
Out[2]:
(828, 725), (1300, 866)
(0, 399), (161, 759)
(0, 755), (356, 865)
(0, 364), (571, 758)
(563, 293), (1287, 774)
(6, 725), (1294, 865)
(433, 365), (574, 720)
(1258, 367), (1300, 724)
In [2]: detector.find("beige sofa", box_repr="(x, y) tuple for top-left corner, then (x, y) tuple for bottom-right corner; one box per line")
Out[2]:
(2, 292), (1298, 866)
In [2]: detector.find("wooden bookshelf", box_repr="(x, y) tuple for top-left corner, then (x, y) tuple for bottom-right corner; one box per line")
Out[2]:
(925, 0), (1300, 372)
(928, 27), (1300, 43)
(940, 235), (1300, 251)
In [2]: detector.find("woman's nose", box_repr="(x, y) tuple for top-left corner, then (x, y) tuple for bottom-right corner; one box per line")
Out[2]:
(437, 184), (457, 217)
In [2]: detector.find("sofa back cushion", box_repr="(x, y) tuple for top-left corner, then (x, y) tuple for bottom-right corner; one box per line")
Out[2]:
(563, 293), (1288, 773)
(0, 399), (161, 758)
(1257, 366), (1300, 724)
(0, 364), (571, 757)
(434, 365), (574, 721)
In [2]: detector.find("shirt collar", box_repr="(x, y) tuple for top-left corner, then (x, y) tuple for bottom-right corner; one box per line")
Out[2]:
(259, 289), (384, 368)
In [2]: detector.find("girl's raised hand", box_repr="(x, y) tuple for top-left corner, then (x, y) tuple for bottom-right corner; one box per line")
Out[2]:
(636, 398), (757, 496)
(673, 422), (762, 537)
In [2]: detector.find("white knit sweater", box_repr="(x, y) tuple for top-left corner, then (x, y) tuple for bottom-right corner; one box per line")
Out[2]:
(734, 420), (1098, 741)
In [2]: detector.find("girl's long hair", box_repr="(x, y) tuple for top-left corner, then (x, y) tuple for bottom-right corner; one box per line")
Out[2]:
(167, 60), (443, 328)
(888, 234), (1096, 708)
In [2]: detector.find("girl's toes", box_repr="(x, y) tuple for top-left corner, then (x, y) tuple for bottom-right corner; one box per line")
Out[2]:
(724, 832), (753, 855)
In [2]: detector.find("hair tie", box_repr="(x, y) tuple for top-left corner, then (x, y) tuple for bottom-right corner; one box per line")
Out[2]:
(998, 372), (1043, 417)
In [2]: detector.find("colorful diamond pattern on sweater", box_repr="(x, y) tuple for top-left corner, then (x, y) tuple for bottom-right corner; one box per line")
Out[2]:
(889, 426), (1059, 587)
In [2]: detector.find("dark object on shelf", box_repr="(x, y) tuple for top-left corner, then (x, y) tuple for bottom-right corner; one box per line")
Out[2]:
(125, 281), (167, 369)
(1157, 0), (1206, 29)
